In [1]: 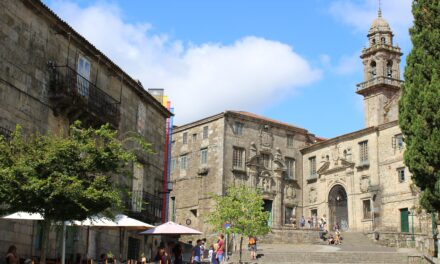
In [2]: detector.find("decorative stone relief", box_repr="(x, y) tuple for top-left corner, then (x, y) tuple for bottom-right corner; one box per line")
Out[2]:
(284, 185), (296, 199)
(260, 125), (273, 148)
(360, 175), (370, 193)
(309, 187), (317, 203)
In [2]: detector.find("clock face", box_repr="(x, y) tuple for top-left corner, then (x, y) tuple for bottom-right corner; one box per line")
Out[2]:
(186, 219), (191, 225)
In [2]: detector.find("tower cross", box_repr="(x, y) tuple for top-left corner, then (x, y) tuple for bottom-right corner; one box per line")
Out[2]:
(378, 0), (382, 17)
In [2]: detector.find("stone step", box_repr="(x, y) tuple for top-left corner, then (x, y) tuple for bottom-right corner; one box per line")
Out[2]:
(230, 251), (414, 263)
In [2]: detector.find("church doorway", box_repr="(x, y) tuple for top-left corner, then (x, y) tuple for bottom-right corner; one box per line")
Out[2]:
(263, 199), (273, 227)
(328, 185), (349, 230)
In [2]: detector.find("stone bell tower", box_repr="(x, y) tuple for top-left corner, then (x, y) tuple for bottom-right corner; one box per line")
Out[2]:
(356, 7), (403, 128)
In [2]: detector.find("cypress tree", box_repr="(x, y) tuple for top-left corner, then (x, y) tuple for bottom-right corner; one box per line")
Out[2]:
(399, 0), (440, 212)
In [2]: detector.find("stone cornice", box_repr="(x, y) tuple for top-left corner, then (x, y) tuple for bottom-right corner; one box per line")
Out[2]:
(301, 121), (400, 154)
(173, 112), (226, 133)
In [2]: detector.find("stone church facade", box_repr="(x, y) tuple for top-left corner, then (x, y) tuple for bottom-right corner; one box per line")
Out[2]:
(170, 12), (429, 240)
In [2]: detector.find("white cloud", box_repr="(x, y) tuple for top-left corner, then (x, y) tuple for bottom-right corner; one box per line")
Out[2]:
(49, 1), (321, 125)
(329, 0), (413, 49)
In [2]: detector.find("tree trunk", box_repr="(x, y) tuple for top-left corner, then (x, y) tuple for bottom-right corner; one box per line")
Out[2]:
(40, 220), (51, 264)
(239, 236), (243, 263)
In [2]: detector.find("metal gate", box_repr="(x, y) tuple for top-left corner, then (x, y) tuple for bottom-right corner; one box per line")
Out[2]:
(328, 185), (349, 230)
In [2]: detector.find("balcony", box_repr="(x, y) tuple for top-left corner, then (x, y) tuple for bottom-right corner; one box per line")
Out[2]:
(48, 65), (120, 128)
(356, 76), (402, 94)
(0, 126), (12, 141)
(125, 190), (163, 224)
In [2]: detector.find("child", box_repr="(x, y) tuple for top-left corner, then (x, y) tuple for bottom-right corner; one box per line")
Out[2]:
(208, 246), (214, 263)
(211, 244), (219, 264)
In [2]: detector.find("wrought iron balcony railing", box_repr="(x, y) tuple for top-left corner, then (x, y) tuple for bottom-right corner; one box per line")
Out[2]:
(125, 190), (163, 224)
(0, 126), (12, 141)
(48, 65), (120, 128)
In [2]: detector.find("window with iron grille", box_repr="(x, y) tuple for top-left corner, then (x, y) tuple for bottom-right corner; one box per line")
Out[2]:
(286, 157), (296, 179)
(287, 134), (294, 147)
(233, 147), (245, 169)
(359, 141), (369, 164)
(309, 156), (317, 177)
(203, 126), (209, 139)
(397, 167), (405, 182)
(261, 153), (271, 169)
(392, 134), (405, 149)
(182, 132), (188, 144)
(363, 199), (372, 219)
(180, 154), (188, 170)
(200, 148), (208, 165)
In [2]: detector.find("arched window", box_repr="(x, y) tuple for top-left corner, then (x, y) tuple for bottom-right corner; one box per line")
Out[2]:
(386, 60), (393, 78)
(381, 37), (386, 44)
(370, 61), (377, 78)
(372, 38), (376, 45)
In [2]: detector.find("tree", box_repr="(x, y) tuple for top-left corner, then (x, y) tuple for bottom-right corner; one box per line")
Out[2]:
(399, 0), (440, 212)
(0, 122), (153, 264)
(207, 185), (270, 262)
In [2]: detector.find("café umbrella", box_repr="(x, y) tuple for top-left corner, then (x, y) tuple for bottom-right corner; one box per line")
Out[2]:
(139, 221), (202, 235)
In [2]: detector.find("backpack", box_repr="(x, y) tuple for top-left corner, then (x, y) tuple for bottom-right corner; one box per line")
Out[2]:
(249, 237), (256, 245)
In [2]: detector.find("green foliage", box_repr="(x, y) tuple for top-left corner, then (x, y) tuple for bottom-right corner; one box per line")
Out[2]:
(0, 122), (153, 221)
(207, 185), (271, 237)
(399, 1), (440, 211)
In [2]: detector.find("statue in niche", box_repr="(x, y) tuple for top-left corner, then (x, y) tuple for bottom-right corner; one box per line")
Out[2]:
(274, 148), (282, 161)
(263, 178), (271, 192)
(249, 142), (257, 158)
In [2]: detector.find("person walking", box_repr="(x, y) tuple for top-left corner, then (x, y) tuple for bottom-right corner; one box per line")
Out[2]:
(211, 244), (219, 264)
(172, 243), (183, 264)
(216, 234), (225, 263)
(191, 239), (202, 264)
(248, 236), (257, 260)
(300, 215), (305, 229)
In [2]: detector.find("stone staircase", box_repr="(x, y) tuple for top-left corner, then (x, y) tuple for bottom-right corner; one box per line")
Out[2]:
(227, 232), (423, 263)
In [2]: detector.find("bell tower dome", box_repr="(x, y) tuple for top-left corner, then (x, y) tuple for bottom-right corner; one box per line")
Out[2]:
(356, 7), (403, 127)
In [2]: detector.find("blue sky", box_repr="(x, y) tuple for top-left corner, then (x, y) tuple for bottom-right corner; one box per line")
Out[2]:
(44, 0), (413, 138)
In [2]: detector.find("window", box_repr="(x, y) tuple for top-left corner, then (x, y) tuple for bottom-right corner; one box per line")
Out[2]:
(284, 206), (295, 225)
(381, 37), (386, 44)
(285, 158), (296, 180)
(287, 134), (294, 147)
(393, 134), (404, 149)
(192, 133), (197, 142)
(200, 148), (208, 165)
(387, 60), (393, 78)
(180, 155), (188, 170)
(77, 56), (91, 97)
(261, 153), (271, 169)
(397, 167), (405, 182)
(203, 126), (209, 139)
(359, 141), (369, 164)
(182, 132), (188, 144)
(170, 158), (176, 172)
(309, 156), (317, 178)
(363, 199), (372, 219)
(171, 197), (176, 222)
(233, 147), (245, 169)
(370, 61), (377, 78)
(234, 122), (244, 135)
